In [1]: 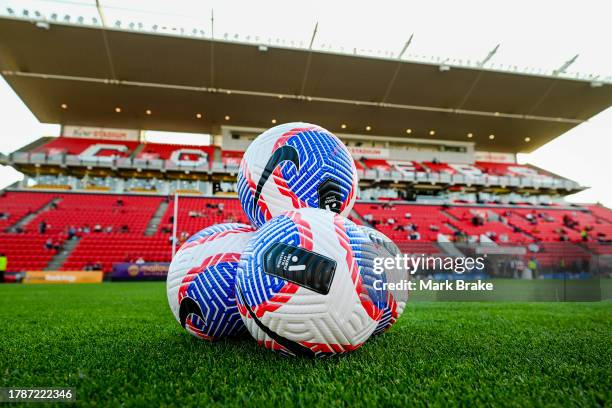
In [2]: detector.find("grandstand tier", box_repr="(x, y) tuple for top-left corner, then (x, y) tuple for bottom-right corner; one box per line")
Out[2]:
(0, 191), (609, 274)
(5, 136), (582, 196)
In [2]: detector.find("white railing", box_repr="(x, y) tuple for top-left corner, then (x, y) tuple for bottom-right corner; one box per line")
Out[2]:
(7, 152), (582, 190)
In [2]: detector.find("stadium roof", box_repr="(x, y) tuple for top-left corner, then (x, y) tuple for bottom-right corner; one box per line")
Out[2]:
(0, 17), (611, 153)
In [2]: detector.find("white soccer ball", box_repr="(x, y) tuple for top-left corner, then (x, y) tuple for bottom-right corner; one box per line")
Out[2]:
(235, 208), (385, 357)
(359, 226), (408, 334)
(237, 122), (359, 228)
(166, 223), (256, 340)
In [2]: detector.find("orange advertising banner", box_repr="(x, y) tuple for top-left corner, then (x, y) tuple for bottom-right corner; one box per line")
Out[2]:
(23, 271), (103, 284)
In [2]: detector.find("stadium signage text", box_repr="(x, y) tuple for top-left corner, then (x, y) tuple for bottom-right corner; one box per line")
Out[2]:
(63, 125), (139, 141)
(23, 271), (103, 284)
(111, 262), (169, 281)
(347, 146), (389, 158)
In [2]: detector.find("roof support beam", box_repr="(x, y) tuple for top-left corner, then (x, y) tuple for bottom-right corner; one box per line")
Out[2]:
(381, 34), (413, 103)
(456, 44), (500, 109)
(478, 44), (499, 68)
(529, 54), (579, 114)
(209, 9), (215, 87)
(553, 54), (579, 76)
(299, 22), (318, 96)
(95, 0), (117, 80)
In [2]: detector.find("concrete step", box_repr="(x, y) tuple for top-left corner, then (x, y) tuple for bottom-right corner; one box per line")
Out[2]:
(145, 200), (169, 236)
(46, 236), (80, 271)
(350, 209), (372, 227)
(435, 239), (465, 257)
(6, 197), (61, 232)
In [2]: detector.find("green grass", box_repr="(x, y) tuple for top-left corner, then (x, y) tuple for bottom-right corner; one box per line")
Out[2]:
(0, 283), (610, 407)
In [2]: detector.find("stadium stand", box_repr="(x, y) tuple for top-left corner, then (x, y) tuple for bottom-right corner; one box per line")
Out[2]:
(362, 159), (392, 172)
(0, 233), (58, 271)
(527, 242), (591, 268)
(0, 190), (610, 273)
(444, 207), (531, 244)
(586, 204), (612, 223)
(27, 193), (162, 235)
(422, 161), (456, 174)
(157, 197), (250, 237)
(475, 161), (536, 177)
(137, 143), (215, 163)
(62, 235), (171, 272)
(352, 203), (455, 242)
(34, 137), (138, 156)
(221, 150), (244, 167)
(0, 191), (53, 230)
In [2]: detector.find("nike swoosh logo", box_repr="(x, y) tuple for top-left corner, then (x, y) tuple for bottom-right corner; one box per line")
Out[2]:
(236, 284), (315, 358)
(179, 297), (204, 330)
(253, 145), (300, 219)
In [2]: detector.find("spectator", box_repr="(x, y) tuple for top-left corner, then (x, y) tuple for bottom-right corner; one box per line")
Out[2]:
(135, 257), (145, 265)
(83, 225), (91, 234)
(120, 225), (129, 233)
(94, 224), (102, 233)
(116, 198), (124, 207)
(45, 237), (54, 250)
(68, 225), (77, 239)
(387, 217), (396, 225)
(105, 225), (113, 233)
(580, 229), (588, 242)
(527, 258), (538, 277)
(404, 212), (412, 219)
(0, 253), (6, 283)
(39, 220), (47, 234)
(218, 202), (225, 212)
(581, 258), (590, 273)
(527, 242), (540, 253)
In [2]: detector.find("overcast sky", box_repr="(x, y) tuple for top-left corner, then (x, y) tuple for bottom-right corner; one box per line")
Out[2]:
(0, 0), (610, 205)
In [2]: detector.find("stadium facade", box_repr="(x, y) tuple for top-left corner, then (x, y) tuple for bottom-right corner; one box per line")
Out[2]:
(0, 9), (611, 278)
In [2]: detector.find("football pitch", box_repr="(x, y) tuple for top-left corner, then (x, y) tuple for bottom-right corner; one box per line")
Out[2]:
(0, 283), (610, 407)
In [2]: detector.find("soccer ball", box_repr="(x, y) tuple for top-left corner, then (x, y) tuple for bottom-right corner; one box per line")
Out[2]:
(235, 208), (385, 357)
(166, 223), (256, 340)
(359, 226), (408, 335)
(237, 122), (358, 228)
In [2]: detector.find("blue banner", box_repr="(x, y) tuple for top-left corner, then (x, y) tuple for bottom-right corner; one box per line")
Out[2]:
(111, 262), (169, 281)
